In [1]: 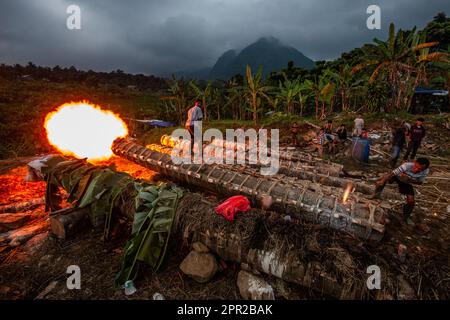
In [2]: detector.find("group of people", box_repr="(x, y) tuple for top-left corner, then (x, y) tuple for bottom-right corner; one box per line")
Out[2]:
(293, 116), (365, 158)
(380, 117), (429, 225)
(184, 101), (430, 225)
(389, 118), (426, 168)
(290, 114), (430, 225)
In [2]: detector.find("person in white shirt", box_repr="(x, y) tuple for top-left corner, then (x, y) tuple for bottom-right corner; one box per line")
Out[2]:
(371, 158), (430, 225)
(353, 114), (364, 137)
(185, 101), (203, 153)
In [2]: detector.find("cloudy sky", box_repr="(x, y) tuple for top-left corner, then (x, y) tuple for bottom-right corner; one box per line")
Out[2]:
(0, 0), (448, 76)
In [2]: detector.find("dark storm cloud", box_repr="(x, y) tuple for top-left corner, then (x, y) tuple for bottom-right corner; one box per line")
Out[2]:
(0, 0), (448, 76)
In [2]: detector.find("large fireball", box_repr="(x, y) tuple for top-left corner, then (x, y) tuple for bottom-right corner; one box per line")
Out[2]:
(44, 102), (128, 161)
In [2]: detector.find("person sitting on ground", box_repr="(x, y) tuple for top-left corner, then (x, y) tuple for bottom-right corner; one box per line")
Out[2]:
(403, 117), (426, 161)
(360, 127), (369, 139)
(389, 123), (408, 168)
(316, 127), (334, 158)
(371, 158), (430, 225)
(317, 127), (326, 158)
(353, 114), (364, 137)
(336, 124), (347, 141)
(324, 120), (334, 142)
(290, 121), (300, 147)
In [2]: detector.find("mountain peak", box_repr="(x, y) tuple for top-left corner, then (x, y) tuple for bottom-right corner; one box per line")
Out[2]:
(175, 37), (315, 80)
(254, 36), (281, 45)
(209, 37), (315, 80)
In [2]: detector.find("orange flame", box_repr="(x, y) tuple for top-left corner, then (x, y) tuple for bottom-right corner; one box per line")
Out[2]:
(44, 102), (128, 161)
(342, 182), (353, 204)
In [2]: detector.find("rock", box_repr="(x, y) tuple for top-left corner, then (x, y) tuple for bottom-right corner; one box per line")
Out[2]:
(152, 292), (165, 300)
(237, 270), (275, 300)
(192, 242), (210, 253)
(0, 213), (31, 232)
(180, 251), (218, 283)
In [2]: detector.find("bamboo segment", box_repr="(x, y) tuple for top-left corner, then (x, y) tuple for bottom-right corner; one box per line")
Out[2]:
(112, 138), (386, 241)
(159, 134), (343, 176)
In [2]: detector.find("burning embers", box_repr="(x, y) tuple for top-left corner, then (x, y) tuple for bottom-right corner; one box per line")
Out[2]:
(44, 102), (128, 161)
(342, 182), (354, 204)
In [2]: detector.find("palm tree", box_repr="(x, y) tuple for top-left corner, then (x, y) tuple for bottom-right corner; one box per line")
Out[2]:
(241, 65), (272, 125)
(189, 80), (213, 122)
(353, 23), (443, 111)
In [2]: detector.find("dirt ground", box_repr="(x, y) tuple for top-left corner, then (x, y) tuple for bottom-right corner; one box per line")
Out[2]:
(0, 118), (449, 300)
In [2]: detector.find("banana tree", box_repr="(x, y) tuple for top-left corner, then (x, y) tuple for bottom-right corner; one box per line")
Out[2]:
(211, 87), (224, 120)
(189, 80), (213, 122)
(276, 73), (304, 114)
(241, 65), (272, 125)
(319, 82), (336, 119)
(267, 96), (281, 112)
(304, 75), (335, 119)
(164, 75), (189, 125)
(297, 81), (311, 116)
(224, 79), (244, 120)
(325, 65), (364, 112)
(353, 23), (442, 112)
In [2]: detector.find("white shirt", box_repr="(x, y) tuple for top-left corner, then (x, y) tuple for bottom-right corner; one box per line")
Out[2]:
(354, 117), (364, 130)
(392, 162), (429, 183)
(185, 106), (203, 127)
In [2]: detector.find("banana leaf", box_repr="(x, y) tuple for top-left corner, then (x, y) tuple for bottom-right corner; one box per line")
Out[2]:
(115, 183), (182, 287)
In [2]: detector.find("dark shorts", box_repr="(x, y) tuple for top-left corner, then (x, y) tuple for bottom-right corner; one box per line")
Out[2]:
(389, 176), (414, 196)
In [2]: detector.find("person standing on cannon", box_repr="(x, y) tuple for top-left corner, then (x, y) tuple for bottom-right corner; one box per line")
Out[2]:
(185, 100), (203, 155)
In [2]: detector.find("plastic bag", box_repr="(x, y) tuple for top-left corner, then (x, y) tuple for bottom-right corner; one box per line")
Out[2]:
(215, 195), (251, 221)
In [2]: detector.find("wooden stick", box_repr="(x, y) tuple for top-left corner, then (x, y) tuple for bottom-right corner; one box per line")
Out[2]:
(50, 206), (90, 239)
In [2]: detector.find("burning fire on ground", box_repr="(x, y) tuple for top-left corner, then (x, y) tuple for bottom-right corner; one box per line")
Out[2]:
(44, 102), (128, 161)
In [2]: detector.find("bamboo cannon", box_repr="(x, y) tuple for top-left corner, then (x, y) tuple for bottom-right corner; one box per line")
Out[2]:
(112, 138), (387, 241)
(158, 135), (401, 201)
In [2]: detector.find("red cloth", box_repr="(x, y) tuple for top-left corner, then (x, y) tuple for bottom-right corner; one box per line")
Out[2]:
(215, 195), (251, 221)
